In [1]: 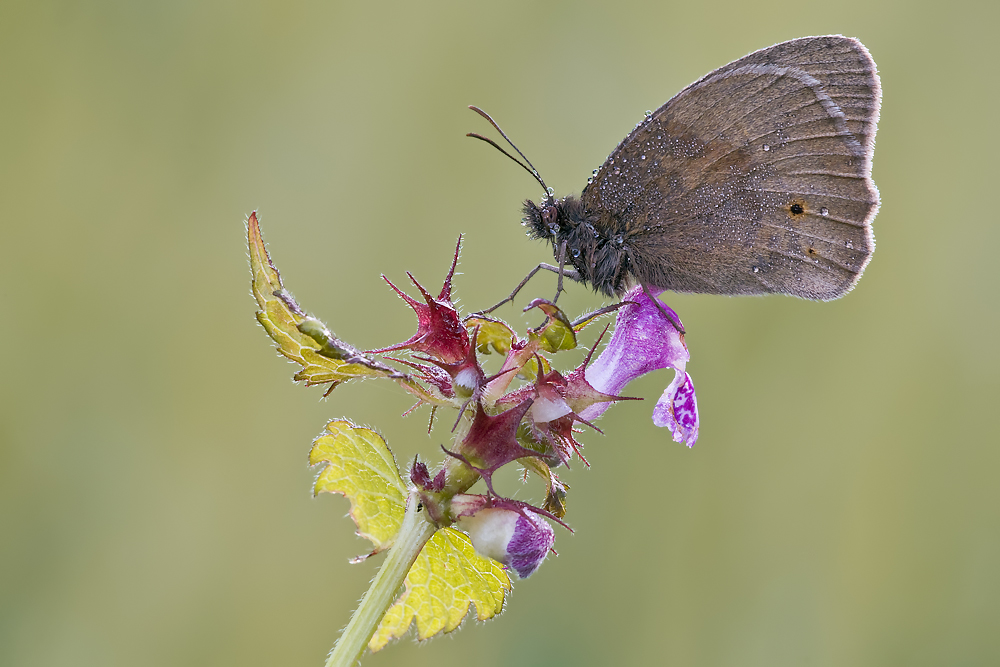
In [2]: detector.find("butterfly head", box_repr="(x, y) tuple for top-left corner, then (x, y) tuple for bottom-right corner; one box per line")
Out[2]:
(522, 196), (626, 297)
(522, 196), (569, 243)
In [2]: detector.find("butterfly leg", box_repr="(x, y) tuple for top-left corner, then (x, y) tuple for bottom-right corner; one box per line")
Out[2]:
(477, 262), (582, 315)
(552, 240), (570, 305)
(640, 283), (685, 335)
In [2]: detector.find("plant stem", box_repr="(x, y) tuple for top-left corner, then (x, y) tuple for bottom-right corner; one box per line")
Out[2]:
(325, 492), (436, 667)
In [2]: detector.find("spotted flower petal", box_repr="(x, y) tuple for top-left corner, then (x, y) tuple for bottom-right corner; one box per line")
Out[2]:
(652, 370), (699, 446)
(581, 286), (699, 446)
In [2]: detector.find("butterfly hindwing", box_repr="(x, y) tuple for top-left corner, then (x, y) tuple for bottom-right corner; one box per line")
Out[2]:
(581, 35), (880, 299)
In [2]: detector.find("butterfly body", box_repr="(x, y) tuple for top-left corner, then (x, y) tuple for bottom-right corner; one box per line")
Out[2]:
(522, 35), (880, 301)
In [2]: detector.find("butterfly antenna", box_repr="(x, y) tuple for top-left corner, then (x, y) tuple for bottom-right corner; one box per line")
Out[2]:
(467, 105), (553, 204)
(466, 132), (540, 186)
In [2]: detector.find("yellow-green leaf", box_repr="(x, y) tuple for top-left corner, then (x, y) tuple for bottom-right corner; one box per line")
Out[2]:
(369, 527), (511, 651)
(248, 211), (399, 389)
(465, 316), (516, 355)
(525, 299), (577, 353)
(516, 349), (552, 381)
(310, 420), (407, 552)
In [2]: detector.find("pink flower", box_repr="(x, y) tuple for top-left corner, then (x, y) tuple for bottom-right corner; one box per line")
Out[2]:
(581, 286), (699, 446)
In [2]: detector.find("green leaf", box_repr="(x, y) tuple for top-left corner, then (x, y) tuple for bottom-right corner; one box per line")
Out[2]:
(465, 316), (516, 355)
(248, 211), (402, 390)
(369, 527), (511, 651)
(310, 420), (407, 553)
(525, 299), (577, 353)
(512, 349), (551, 383)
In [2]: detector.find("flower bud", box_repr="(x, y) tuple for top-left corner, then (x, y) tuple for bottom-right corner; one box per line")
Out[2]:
(456, 504), (555, 579)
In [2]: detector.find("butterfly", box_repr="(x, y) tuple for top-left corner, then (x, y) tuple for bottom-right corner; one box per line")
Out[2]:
(470, 35), (880, 323)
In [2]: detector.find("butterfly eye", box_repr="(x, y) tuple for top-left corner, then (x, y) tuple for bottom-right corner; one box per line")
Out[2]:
(541, 206), (558, 228)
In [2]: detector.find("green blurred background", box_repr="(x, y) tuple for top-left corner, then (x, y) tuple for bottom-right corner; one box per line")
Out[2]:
(2, 1), (997, 665)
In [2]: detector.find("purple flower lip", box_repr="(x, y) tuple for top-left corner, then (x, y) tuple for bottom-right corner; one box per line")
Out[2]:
(581, 286), (699, 446)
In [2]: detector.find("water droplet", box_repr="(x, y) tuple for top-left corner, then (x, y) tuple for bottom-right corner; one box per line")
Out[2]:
(546, 186), (555, 196)
(752, 266), (760, 273)
(592, 168), (599, 176)
(587, 177), (594, 185)
(641, 154), (646, 160)
(845, 240), (854, 249)
(613, 234), (624, 245)
(762, 144), (770, 152)
(820, 207), (829, 216)
(614, 168), (621, 176)
(548, 223), (559, 236)
(645, 110), (653, 119)
(570, 248), (581, 259)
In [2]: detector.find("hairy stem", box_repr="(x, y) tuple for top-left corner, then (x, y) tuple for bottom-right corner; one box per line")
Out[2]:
(325, 492), (437, 667)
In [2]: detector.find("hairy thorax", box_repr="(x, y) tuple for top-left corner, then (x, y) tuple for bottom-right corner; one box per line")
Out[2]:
(522, 196), (632, 297)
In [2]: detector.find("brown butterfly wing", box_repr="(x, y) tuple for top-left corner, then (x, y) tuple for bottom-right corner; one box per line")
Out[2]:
(580, 35), (880, 299)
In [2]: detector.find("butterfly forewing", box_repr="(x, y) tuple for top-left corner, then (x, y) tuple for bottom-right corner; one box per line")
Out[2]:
(581, 35), (880, 299)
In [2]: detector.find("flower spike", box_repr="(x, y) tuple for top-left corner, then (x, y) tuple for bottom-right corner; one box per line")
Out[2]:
(250, 217), (714, 656)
